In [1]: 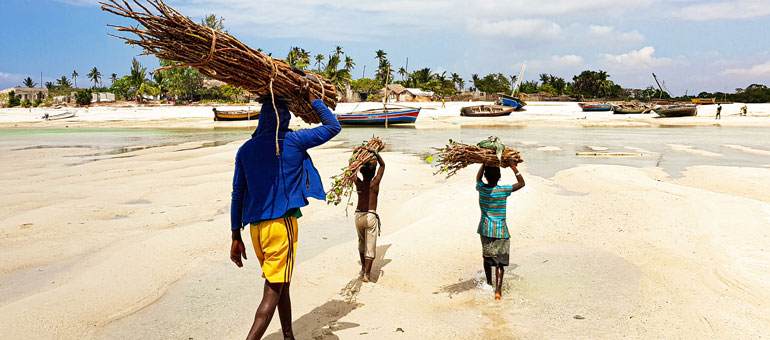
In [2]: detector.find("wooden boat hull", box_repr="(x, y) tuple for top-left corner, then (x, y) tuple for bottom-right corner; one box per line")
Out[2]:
(578, 103), (612, 111)
(498, 95), (526, 110)
(44, 111), (76, 120)
(691, 98), (716, 105)
(213, 109), (260, 121)
(612, 105), (650, 114)
(460, 105), (515, 117)
(336, 108), (420, 125)
(654, 105), (697, 117)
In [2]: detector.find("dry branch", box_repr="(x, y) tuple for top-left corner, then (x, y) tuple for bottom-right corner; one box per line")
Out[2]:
(326, 137), (386, 206)
(433, 141), (523, 178)
(100, 0), (337, 124)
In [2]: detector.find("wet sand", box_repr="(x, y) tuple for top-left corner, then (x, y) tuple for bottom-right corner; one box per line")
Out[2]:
(0, 126), (769, 339)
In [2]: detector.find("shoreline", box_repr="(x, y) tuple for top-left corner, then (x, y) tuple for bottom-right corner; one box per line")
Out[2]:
(2, 101), (770, 129)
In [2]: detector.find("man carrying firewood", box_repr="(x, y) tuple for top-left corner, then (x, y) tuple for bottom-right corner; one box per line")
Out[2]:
(354, 151), (385, 282)
(229, 82), (341, 340)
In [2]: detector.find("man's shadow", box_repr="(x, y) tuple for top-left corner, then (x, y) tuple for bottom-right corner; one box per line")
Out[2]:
(264, 244), (392, 339)
(369, 244), (392, 283)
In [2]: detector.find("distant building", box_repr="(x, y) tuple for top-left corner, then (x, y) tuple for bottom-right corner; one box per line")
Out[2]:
(0, 86), (49, 101)
(378, 85), (435, 102)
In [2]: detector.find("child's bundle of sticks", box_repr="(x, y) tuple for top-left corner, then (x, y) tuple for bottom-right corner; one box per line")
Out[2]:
(100, 0), (337, 124)
(433, 140), (523, 178)
(326, 137), (385, 206)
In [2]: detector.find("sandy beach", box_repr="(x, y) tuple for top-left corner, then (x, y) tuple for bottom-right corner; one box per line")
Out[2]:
(1, 105), (769, 339)
(2, 101), (770, 130)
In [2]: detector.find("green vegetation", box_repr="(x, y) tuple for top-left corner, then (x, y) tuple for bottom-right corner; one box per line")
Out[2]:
(471, 73), (511, 94)
(22, 77), (37, 88)
(75, 89), (92, 106)
(6, 91), (20, 107)
(200, 14), (225, 32)
(71, 70), (79, 88)
(87, 67), (102, 88)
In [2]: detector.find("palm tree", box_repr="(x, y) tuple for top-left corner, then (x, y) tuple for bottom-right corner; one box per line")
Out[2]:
(111, 73), (118, 85)
(375, 49), (387, 63)
(44, 82), (54, 90)
(397, 67), (407, 81)
(343, 56), (355, 71)
(471, 74), (480, 92)
(450, 73), (464, 92)
(87, 67), (102, 88)
(57, 76), (73, 88)
(334, 45), (344, 57)
(314, 54), (325, 72)
(71, 70), (79, 88)
(22, 77), (37, 88)
(286, 47), (310, 68)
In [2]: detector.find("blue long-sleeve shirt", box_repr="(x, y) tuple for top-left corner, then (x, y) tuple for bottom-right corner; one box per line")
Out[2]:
(230, 99), (341, 230)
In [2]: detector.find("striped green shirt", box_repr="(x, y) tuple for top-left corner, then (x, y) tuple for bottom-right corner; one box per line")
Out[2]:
(476, 182), (514, 239)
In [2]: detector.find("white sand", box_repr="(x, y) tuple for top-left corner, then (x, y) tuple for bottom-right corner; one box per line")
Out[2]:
(0, 133), (769, 339)
(3, 101), (770, 129)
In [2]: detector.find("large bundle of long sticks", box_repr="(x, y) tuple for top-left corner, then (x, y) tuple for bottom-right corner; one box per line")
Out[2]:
(100, 0), (337, 124)
(433, 141), (523, 178)
(326, 137), (386, 206)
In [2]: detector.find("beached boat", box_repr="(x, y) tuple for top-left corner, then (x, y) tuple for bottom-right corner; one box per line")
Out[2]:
(691, 98), (716, 105)
(578, 103), (612, 111)
(654, 104), (698, 117)
(612, 104), (652, 114)
(335, 108), (420, 125)
(42, 111), (76, 120)
(213, 108), (260, 121)
(460, 105), (515, 117)
(496, 94), (527, 110)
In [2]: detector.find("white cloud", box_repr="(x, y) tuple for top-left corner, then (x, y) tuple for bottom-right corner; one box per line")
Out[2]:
(466, 19), (564, 39)
(551, 55), (583, 66)
(674, 0), (770, 20)
(602, 46), (674, 69)
(722, 60), (770, 76)
(587, 25), (644, 43)
(0, 72), (27, 89)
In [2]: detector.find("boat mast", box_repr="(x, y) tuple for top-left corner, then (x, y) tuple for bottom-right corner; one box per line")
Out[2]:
(512, 62), (527, 96)
(652, 73), (666, 100)
(384, 65), (390, 128)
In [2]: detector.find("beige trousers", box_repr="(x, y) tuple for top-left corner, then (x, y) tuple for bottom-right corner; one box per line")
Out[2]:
(355, 211), (379, 259)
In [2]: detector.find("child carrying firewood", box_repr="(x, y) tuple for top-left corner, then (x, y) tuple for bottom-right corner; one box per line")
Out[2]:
(354, 150), (385, 282)
(475, 162), (525, 299)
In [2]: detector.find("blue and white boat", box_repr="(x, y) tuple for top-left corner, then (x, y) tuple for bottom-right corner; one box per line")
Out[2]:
(497, 94), (526, 110)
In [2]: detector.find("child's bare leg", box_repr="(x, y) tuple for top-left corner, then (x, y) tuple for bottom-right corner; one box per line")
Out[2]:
(359, 252), (366, 272)
(277, 282), (294, 340)
(247, 281), (284, 340)
(362, 258), (373, 282)
(495, 266), (504, 299)
(483, 260), (493, 285)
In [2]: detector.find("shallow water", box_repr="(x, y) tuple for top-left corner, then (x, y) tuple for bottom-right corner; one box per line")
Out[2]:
(1, 126), (768, 178)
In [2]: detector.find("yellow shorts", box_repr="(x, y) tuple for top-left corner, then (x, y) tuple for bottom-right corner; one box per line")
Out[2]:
(250, 217), (298, 283)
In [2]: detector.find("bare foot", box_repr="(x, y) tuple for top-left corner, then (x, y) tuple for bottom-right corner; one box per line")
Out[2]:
(495, 292), (502, 300)
(362, 275), (370, 283)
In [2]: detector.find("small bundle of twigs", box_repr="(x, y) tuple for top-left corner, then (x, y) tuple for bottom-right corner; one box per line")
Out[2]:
(432, 140), (523, 178)
(100, 0), (337, 124)
(326, 137), (386, 206)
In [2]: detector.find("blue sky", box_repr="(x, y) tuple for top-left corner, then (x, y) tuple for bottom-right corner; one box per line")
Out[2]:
(1, 0), (769, 95)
